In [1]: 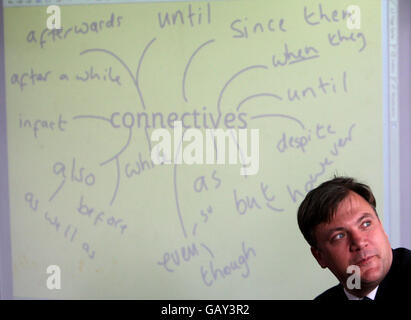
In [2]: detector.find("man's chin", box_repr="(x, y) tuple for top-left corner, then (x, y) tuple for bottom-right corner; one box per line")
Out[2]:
(360, 266), (384, 286)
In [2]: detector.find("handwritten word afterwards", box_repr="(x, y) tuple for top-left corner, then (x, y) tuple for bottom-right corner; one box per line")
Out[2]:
(27, 12), (123, 49)
(150, 121), (259, 175)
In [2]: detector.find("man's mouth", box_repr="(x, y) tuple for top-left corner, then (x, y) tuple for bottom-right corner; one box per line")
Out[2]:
(356, 255), (376, 266)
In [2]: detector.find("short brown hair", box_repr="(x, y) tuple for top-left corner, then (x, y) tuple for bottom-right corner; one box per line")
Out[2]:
(297, 176), (377, 248)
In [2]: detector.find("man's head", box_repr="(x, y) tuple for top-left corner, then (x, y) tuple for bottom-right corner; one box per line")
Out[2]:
(297, 177), (392, 296)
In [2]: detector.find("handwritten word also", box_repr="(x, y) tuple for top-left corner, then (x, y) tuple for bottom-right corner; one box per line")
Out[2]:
(19, 113), (67, 139)
(50, 158), (95, 202)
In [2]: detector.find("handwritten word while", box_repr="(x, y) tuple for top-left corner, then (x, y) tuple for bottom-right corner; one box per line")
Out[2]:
(74, 66), (121, 86)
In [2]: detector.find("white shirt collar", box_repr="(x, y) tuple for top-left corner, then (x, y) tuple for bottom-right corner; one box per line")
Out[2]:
(343, 286), (379, 300)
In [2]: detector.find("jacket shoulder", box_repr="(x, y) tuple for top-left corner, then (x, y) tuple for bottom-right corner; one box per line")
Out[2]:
(314, 284), (347, 301)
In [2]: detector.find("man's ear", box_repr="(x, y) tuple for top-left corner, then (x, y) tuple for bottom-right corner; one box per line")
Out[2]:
(311, 246), (327, 269)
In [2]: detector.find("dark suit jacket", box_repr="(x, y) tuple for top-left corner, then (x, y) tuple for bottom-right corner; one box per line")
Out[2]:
(314, 247), (411, 301)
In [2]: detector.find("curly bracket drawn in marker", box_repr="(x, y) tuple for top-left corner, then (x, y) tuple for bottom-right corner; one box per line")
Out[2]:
(236, 92), (283, 112)
(182, 39), (215, 103)
(217, 65), (268, 115)
(250, 113), (306, 130)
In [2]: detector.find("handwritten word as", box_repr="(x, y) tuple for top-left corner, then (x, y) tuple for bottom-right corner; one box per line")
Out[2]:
(193, 170), (221, 192)
(25, 192), (39, 211)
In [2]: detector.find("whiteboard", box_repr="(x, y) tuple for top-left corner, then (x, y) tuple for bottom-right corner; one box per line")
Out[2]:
(1, 0), (385, 299)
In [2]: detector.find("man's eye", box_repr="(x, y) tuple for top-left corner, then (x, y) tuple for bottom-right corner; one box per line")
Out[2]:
(362, 221), (372, 228)
(332, 233), (345, 241)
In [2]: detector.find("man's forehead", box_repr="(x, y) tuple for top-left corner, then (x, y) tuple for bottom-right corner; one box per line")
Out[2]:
(325, 192), (375, 226)
(335, 191), (371, 215)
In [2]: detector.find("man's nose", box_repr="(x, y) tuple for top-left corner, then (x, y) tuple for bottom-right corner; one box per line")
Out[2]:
(349, 230), (367, 251)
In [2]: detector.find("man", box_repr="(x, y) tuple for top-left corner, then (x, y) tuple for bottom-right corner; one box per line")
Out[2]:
(297, 176), (411, 300)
